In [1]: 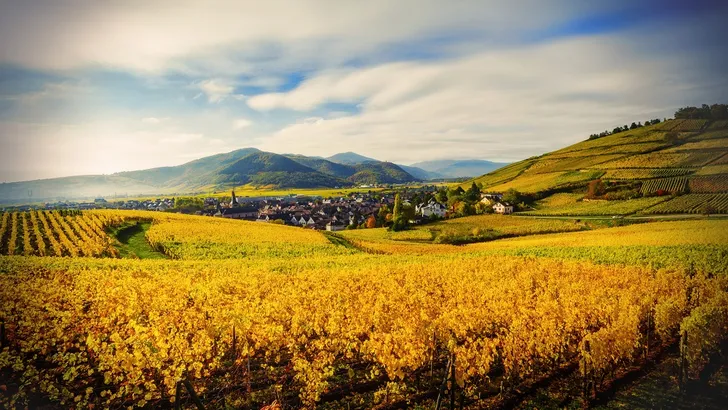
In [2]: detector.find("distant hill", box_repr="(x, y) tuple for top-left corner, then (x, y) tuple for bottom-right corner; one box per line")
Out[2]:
(410, 159), (510, 178)
(284, 155), (417, 185)
(397, 164), (446, 180)
(324, 151), (443, 180)
(466, 118), (728, 197)
(0, 149), (419, 203)
(326, 152), (378, 165)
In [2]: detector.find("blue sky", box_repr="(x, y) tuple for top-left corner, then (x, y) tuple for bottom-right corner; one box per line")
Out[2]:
(0, 0), (727, 182)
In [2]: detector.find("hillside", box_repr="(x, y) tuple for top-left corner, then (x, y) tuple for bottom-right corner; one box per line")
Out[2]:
(0, 149), (419, 203)
(326, 152), (378, 164)
(284, 155), (417, 185)
(411, 159), (510, 178)
(467, 118), (728, 214)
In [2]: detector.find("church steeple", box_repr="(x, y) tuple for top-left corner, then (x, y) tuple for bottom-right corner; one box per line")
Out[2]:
(230, 190), (237, 207)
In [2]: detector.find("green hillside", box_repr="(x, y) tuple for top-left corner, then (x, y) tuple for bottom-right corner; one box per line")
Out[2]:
(283, 155), (417, 184)
(468, 116), (728, 215)
(0, 149), (419, 203)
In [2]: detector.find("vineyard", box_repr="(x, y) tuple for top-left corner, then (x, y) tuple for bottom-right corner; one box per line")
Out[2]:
(641, 194), (728, 214)
(0, 211), (727, 409)
(658, 119), (708, 132)
(602, 168), (693, 180)
(708, 120), (728, 130)
(695, 164), (728, 176)
(595, 151), (722, 169)
(661, 137), (728, 152)
(688, 175), (728, 193)
(0, 218), (727, 409)
(343, 214), (591, 246)
(520, 196), (668, 216)
(0, 210), (119, 257)
(485, 170), (604, 193)
(639, 177), (688, 194)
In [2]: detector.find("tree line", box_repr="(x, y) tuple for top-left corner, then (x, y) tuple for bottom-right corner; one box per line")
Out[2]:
(588, 118), (662, 140)
(674, 103), (728, 120)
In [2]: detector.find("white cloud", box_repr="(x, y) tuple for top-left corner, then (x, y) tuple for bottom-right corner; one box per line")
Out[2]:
(197, 79), (239, 103)
(0, 1), (623, 73)
(253, 33), (725, 163)
(233, 118), (252, 129)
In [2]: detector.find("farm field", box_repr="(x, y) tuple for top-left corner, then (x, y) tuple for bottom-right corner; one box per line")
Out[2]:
(639, 177), (688, 194)
(486, 170), (604, 193)
(640, 194), (728, 214)
(339, 214), (590, 246)
(520, 196), (669, 216)
(1, 211), (728, 410)
(468, 121), (727, 203)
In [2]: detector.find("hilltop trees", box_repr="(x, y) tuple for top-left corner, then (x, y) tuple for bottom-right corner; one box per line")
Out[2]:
(675, 104), (728, 120)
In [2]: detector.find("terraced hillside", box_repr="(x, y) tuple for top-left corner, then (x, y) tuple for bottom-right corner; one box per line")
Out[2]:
(468, 118), (728, 215)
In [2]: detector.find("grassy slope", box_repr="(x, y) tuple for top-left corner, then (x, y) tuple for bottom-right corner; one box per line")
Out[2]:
(111, 222), (166, 259)
(463, 120), (728, 192)
(465, 119), (728, 215)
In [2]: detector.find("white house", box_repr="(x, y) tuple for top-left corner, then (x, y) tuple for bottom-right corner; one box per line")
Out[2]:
(325, 222), (346, 232)
(416, 200), (447, 218)
(492, 202), (514, 215)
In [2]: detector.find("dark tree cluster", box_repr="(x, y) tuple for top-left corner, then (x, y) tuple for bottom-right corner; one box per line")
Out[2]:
(674, 104), (728, 120)
(587, 118), (662, 140)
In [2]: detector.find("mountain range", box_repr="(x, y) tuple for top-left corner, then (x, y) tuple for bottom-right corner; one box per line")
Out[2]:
(409, 159), (511, 179)
(0, 148), (510, 203)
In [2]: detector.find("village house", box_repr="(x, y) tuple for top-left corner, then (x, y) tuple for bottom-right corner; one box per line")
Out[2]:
(492, 201), (514, 215)
(325, 221), (346, 231)
(416, 200), (447, 218)
(479, 193), (503, 205)
(217, 206), (258, 219)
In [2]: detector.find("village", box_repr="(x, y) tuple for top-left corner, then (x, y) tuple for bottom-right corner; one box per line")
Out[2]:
(11, 185), (516, 231)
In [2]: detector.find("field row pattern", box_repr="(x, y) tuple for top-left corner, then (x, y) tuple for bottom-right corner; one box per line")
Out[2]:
(688, 175), (728, 193)
(602, 168), (693, 180)
(1, 251), (727, 408)
(640, 177), (688, 194)
(0, 211), (119, 257)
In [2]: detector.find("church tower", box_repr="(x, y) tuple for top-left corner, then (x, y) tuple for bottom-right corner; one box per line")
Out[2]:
(230, 190), (237, 207)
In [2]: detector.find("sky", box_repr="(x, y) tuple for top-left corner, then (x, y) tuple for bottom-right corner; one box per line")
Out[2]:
(0, 0), (727, 182)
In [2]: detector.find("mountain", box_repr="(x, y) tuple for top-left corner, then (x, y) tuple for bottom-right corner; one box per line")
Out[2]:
(397, 164), (446, 180)
(117, 148), (262, 188)
(326, 152), (378, 165)
(410, 159), (510, 178)
(349, 162), (416, 185)
(284, 155), (417, 185)
(0, 149), (419, 203)
(466, 118), (728, 195)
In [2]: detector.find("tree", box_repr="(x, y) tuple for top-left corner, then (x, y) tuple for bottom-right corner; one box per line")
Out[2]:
(503, 188), (521, 205)
(664, 131), (680, 145)
(465, 182), (481, 202)
(377, 205), (390, 226)
(392, 193), (402, 219)
(586, 179), (606, 199)
(391, 193), (407, 231)
(436, 189), (448, 203)
(366, 215), (377, 229)
(711, 104), (728, 120)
